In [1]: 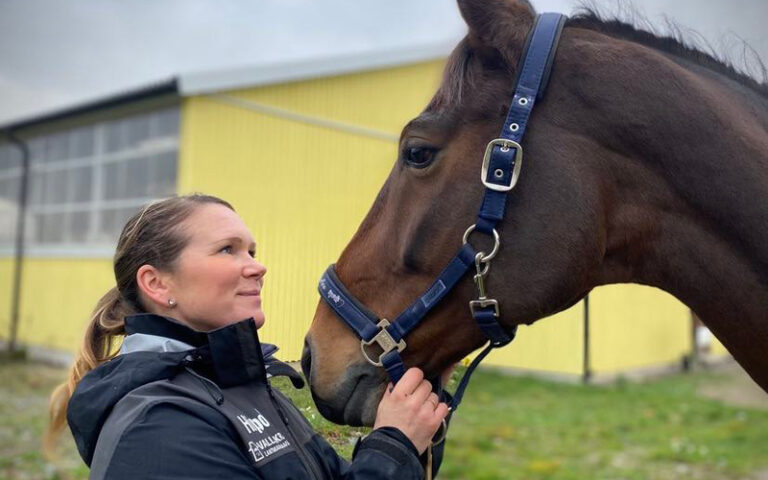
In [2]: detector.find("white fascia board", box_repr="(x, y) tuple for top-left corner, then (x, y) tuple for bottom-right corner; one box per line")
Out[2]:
(0, 245), (115, 259)
(179, 42), (454, 96)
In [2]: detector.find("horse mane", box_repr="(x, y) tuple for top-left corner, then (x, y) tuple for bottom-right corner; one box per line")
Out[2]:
(428, 6), (768, 112)
(567, 6), (768, 99)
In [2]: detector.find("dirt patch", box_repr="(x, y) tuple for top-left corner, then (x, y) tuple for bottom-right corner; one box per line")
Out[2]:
(751, 469), (768, 480)
(696, 360), (768, 410)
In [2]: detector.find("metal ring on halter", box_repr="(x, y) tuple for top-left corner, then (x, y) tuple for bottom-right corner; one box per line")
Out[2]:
(462, 225), (500, 262)
(431, 418), (449, 446)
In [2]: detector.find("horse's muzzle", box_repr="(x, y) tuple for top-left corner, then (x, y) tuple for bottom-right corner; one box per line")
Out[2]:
(301, 336), (383, 426)
(300, 338), (313, 384)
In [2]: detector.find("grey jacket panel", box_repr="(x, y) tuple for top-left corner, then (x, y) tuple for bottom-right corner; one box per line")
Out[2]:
(89, 377), (225, 479)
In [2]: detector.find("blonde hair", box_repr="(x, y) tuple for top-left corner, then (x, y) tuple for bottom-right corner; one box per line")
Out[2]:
(45, 193), (234, 455)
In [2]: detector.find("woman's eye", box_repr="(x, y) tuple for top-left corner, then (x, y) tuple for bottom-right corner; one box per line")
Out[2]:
(403, 147), (438, 168)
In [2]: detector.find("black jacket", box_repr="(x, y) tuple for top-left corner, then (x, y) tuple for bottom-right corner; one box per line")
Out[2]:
(67, 314), (443, 479)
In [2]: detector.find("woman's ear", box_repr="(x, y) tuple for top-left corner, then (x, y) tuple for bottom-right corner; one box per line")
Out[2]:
(457, 0), (536, 66)
(136, 264), (173, 310)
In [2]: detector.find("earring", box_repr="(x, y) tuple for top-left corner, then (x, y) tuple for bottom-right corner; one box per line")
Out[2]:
(168, 298), (177, 308)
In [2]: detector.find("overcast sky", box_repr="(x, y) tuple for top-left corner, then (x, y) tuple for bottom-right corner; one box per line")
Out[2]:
(0, 0), (766, 126)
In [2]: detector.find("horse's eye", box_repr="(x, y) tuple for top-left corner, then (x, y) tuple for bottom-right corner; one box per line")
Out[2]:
(403, 147), (438, 168)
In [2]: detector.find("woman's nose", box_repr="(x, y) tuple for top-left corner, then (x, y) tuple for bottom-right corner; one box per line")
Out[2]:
(244, 259), (267, 278)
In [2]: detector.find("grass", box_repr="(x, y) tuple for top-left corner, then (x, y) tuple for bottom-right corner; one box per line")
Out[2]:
(435, 369), (768, 480)
(1, 360), (767, 479)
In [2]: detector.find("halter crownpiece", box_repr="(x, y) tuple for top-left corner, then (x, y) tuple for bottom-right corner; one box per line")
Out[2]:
(318, 13), (567, 413)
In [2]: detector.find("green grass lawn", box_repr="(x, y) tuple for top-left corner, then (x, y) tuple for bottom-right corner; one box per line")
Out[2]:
(2, 360), (767, 479)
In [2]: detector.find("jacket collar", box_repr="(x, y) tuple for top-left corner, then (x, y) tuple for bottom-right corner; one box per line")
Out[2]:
(124, 313), (209, 346)
(123, 313), (272, 388)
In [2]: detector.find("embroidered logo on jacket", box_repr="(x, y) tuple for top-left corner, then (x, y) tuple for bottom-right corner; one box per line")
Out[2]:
(237, 409), (291, 463)
(237, 410), (271, 434)
(247, 432), (289, 462)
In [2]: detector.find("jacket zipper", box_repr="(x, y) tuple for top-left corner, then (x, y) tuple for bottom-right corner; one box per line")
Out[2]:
(267, 385), (324, 480)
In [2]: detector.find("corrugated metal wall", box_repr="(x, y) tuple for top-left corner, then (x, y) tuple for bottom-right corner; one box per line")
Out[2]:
(0, 257), (114, 352)
(14, 259), (113, 351)
(589, 285), (691, 373)
(486, 305), (585, 375)
(0, 260), (11, 343)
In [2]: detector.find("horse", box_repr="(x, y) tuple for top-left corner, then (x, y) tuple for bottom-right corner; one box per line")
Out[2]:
(301, 0), (768, 427)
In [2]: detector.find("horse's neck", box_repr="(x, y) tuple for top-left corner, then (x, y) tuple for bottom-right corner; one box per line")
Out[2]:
(600, 68), (768, 390)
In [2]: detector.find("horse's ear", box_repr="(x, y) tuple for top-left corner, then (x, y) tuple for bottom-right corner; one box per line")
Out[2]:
(457, 0), (536, 67)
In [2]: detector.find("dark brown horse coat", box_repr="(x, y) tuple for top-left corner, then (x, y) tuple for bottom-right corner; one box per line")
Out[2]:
(302, 0), (768, 426)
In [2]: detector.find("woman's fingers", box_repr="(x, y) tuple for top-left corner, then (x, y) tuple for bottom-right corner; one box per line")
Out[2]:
(391, 367), (424, 398)
(410, 378), (433, 405)
(390, 368), (440, 409)
(373, 367), (451, 455)
(433, 402), (450, 421)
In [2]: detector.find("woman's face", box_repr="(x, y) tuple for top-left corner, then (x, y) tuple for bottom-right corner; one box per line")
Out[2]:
(166, 203), (267, 332)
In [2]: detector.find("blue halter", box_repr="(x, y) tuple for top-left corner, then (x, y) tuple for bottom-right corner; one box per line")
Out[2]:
(319, 13), (566, 412)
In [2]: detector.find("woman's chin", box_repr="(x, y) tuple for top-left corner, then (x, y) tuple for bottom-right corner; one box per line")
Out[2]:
(235, 296), (264, 326)
(251, 311), (266, 329)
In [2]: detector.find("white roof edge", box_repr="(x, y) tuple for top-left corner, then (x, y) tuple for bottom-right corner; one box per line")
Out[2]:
(178, 42), (456, 96)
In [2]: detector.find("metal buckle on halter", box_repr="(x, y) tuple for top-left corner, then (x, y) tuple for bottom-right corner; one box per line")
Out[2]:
(469, 298), (500, 317)
(480, 138), (523, 192)
(360, 319), (406, 367)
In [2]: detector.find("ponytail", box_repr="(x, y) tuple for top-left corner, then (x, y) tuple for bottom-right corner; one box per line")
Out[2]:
(44, 194), (233, 458)
(44, 287), (134, 456)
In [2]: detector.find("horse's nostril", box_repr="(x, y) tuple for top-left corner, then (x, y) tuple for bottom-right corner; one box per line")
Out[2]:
(300, 339), (312, 382)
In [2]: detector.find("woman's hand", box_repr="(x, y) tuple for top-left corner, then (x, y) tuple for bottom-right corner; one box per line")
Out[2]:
(372, 367), (450, 454)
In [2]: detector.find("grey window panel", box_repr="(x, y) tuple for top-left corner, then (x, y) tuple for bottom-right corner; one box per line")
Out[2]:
(45, 132), (71, 163)
(0, 209), (17, 243)
(29, 171), (45, 205)
(129, 156), (151, 198)
(28, 138), (46, 165)
(71, 126), (96, 158)
(40, 212), (66, 243)
(151, 152), (177, 197)
(69, 166), (93, 203)
(0, 177), (20, 204)
(69, 210), (90, 242)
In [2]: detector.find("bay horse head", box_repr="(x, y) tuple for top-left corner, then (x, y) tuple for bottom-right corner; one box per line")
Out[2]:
(302, 0), (768, 426)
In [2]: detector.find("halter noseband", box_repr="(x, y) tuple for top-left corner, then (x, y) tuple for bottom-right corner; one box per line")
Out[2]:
(318, 13), (566, 412)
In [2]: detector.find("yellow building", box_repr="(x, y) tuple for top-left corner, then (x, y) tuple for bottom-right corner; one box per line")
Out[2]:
(0, 48), (727, 379)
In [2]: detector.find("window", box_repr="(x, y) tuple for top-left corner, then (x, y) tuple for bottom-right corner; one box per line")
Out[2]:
(0, 144), (22, 244)
(0, 106), (180, 254)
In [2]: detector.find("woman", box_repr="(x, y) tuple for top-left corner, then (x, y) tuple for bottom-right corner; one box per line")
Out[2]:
(47, 193), (450, 479)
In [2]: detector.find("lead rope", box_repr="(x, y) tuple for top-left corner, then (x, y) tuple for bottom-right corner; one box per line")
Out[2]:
(426, 446), (433, 480)
(422, 248), (515, 479)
